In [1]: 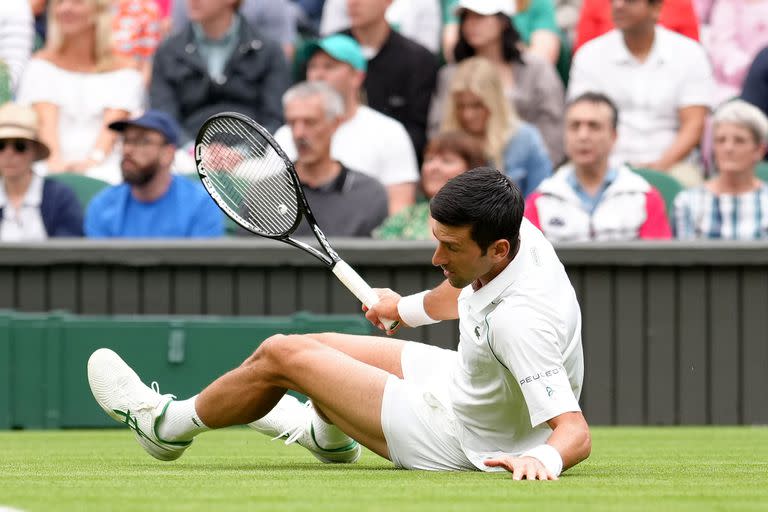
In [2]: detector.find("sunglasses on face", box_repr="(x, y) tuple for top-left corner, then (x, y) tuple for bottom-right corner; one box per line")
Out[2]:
(0, 139), (31, 153)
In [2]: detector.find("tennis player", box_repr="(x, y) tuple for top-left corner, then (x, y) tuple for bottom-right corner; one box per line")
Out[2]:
(88, 167), (591, 479)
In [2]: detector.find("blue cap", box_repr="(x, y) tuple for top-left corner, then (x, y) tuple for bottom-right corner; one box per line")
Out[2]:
(303, 34), (367, 72)
(109, 110), (181, 147)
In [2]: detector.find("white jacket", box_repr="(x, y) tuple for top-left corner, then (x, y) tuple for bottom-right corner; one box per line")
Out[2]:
(526, 165), (665, 242)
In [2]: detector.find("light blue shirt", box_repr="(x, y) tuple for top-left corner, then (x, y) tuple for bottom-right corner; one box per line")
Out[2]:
(85, 175), (224, 238)
(503, 122), (553, 198)
(192, 15), (241, 81)
(566, 168), (618, 214)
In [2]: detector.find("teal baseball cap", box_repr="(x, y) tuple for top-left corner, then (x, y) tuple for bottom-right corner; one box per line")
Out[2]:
(302, 34), (367, 72)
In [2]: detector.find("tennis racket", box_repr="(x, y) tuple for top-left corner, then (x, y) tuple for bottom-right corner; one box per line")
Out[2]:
(194, 111), (398, 330)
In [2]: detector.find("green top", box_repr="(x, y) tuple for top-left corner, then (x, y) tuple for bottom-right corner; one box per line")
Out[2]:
(0, 61), (11, 104)
(444, 0), (558, 43)
(373, 200), (432, 241)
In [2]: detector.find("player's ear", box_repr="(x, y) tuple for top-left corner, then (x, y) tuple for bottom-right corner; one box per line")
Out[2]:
(491, 239), (511, 261)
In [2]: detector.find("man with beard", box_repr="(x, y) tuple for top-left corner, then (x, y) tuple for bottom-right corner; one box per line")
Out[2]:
(84, 110), (224, 238)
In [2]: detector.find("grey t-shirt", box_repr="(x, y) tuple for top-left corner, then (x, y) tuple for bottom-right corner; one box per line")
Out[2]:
(294, 164), (389, 238)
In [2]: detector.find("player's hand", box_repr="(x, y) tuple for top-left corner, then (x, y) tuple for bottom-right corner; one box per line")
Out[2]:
(363, 288), (408, 335)
(483, 456), (558, 481)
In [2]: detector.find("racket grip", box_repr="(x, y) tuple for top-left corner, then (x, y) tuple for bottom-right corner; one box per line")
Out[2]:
(332, 260), (399, 331)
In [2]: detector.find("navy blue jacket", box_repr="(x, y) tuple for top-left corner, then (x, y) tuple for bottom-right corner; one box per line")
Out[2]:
(0, 178), (84, 237)
(149, 14), (290, 144)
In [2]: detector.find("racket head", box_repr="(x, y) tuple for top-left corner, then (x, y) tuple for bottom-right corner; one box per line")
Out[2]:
(194, 112), (304, 239)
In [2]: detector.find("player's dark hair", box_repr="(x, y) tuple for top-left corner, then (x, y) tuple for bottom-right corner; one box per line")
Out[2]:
(430, 167), (523, 256)
(454, 13), (524, 64)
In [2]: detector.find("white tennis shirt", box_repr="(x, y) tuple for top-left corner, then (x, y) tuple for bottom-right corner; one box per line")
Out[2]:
(448, 219), (583, 468)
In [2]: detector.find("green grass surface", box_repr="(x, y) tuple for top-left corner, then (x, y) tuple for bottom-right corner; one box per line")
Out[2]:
(1, 427), (767, 511)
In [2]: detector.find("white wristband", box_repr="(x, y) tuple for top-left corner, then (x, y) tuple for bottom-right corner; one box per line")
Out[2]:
(522, 444), (563, 477)
(397, 290), (439, 327)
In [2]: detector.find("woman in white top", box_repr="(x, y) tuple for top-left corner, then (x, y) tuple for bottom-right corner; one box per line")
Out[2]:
(17, 0), (143, 184)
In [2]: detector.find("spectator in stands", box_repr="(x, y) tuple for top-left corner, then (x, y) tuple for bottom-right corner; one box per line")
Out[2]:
(274, 34), (417, 214)
(526, 92), (671, 241)
(574, 0), (699, 53)
(112, 0), (163, 86)
(84, 110), (224, 238)
(292, 0), (325, 35)
(282, 81), (388, 237)
(443, 0), (563, 67)
(742, 47), (768, 127)
(568, 0), (714, 187)
(172, 0), (298, 59)
(31, 0), (48, 47)
(321, 0), (441, 54)
(705, 1), (768, 104)
(441, 57), (552, 197)
(17, 0), (143, 185)
(673, 101), (768, 240)
(0, 102), (83, 240)
(151, 0), (290, 146)
(374, 130), (486, 240)
(0, 0), (34, 93)
(429, 0), (565, 165)
(339, 0), (439, 161)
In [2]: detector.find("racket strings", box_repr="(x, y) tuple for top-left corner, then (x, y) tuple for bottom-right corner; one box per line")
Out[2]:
(197, 117), (300, 236)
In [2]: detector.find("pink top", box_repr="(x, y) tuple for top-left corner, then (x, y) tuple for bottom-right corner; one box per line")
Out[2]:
(706, 0), (768, 102)
(153, 0), (172, 19)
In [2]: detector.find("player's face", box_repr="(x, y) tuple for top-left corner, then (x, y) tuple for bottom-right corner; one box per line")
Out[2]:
(565, 101), (617, 169)
(713, 122), (766, 177)
(461, 11), (505, 51)
(286, 95), (337, 167)
(0, 138), (36, 180)
(306, 52), (360, 99)
(421, 150), (469, 199)
(120, 126), (171, 186)
(455, 91), (490, 137)
(611, 0), (660, 31)
(431, 222), (497, 288)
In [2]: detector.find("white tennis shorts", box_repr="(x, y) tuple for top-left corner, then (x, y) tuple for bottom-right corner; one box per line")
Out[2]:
(380, 342), (477, 471)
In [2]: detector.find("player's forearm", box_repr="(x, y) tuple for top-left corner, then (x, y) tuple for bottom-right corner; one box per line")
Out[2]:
(545, 413), (591, 471)
(423, 280), (460, 321)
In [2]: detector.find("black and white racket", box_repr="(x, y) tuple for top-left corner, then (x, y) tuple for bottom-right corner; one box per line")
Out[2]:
(194, 112), (398, 330)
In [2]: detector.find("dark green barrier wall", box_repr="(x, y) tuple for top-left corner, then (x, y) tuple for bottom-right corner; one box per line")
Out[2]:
(0, 311), (371, 430)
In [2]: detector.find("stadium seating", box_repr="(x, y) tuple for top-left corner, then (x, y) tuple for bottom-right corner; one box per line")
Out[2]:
(47, 173), (110, 211)
(631, 167), (684, 217)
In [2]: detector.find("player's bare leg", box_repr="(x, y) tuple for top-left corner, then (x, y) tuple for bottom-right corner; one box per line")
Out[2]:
(195, 333), (393, 458)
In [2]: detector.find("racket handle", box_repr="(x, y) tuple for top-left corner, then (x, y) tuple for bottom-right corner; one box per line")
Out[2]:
(332, 260), (400, 331)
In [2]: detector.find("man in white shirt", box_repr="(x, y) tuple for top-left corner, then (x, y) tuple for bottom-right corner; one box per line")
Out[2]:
(87, 167), (590, 479)
(274, 34), (418, 214)
(568, 0), (715, 187)
(0, 0), (33, 93)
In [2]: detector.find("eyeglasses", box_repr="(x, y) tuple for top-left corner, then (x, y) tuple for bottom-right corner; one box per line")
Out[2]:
(122, 137), (168, 148)
(0, 139), (31, 153)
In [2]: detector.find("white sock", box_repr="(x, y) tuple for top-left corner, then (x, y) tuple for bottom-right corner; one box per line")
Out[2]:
(157, 395), (210, 442)
(309, 405), (354, 450)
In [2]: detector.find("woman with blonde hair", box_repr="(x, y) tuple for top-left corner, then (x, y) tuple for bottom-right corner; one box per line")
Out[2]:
(441, 56), (551, 196)
(16, 0), (143, 184)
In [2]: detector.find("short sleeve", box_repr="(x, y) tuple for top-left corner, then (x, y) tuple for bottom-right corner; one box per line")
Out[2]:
(677, 43), (716, 109)
(489, 305), (581, 427)
(377, 120), (419, 186)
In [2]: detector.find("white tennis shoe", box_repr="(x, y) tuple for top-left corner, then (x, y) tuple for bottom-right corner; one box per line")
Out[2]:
(87, 348), (192, 461)
(249, 395), (361, 464)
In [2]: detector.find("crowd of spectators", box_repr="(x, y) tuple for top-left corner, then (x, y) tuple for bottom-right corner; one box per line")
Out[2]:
(1, 0), (768, 243)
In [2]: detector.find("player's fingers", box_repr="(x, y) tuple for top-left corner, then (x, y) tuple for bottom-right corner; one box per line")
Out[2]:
(483, 459), (503, 468)
(536, 467), (549, 481)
